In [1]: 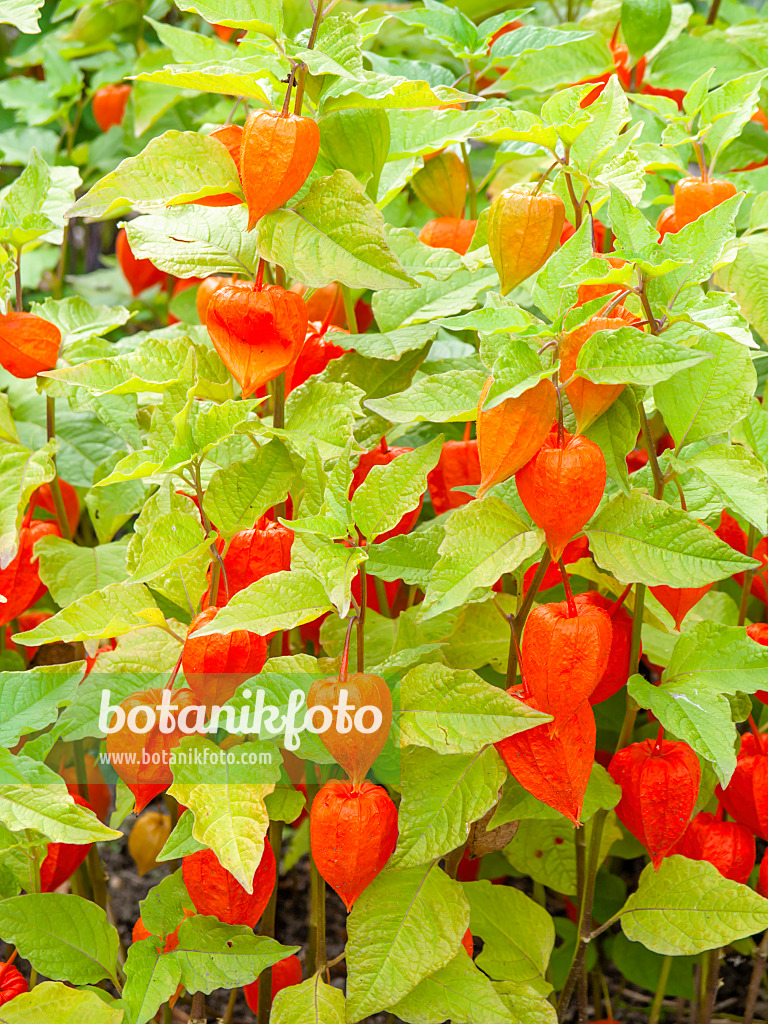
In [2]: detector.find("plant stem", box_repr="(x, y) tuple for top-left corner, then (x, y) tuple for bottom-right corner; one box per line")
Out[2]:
(649, 955), (673, 1024)
(700, 947), (720, 1024)
(257, 820), (284, 1024)
(562, 150), (582, 228)
(373, 575), (391, 617)
(293, 0), (325, 115)
(357, 562), (367, 672)
(52, 224), (69, 300)
(309, 853), (327, 972)
(558, 558), (577, 616)
(638, 402), (665, 499)
(340, 283), (358, 333)
(744, 928), (768, 1024)
(506, 552), (552, 685)
(14, 247), (21, 310)
(738, 525), (758, 627)
(460, 143), (477, 219)
(706, 0), (722, 25)
(222, 987), (238, 1024)
(190, 991), (206, 1022)
(192, 459), (228, 603)
(273, 371), (286, 431)
(45, 396), (72, 540)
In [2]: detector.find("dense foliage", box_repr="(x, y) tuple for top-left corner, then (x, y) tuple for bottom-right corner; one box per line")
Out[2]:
(2, 0), (768, 1023)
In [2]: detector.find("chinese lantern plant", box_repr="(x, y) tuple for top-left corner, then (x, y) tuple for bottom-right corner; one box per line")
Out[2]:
(5, 2), (768, 1023)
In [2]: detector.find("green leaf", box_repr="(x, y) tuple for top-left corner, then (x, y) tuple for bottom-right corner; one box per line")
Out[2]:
(0, 893), (119, 985)
(366, 368), (486, 423)
(0, 982), (122, 1024)
(204, 439), (295, 538)
(466, 879), (554, 988)
(121, 938), (181, 1024)
(665, 445), (768, 534)
(319, 108), (389, 199)
(0, 0), (43, 33)
(620, 857), (768, 955)
(176, 0), (281, 34)
(583, 386), (640, 495)
(125, 205), (261, 279)
(0, 663), (84, 748)
(352, 437), (442, 541)
(257, 171), (414, 291)
(491, 763), (621, 827)
(272, 974), (346, 1024)
(345, 863), (469, 1019)
(168, 735), (278, 891)
(399, 662), (548, 754)
(586, 491), (758, 587)
(175, 915), (298, 992)
(421, 497), (543, 618)
(157, 809), (205, 862)
(715, 233), (768, 345)
(348, 324), (438, 361)
(366, 522), (443, 587)
(36, 536), (128, 606)
(533, 220), (593, 321)
(654, 333), (756, 449)
(12, 582), (160, 645)
(68, 131), (243, 219)
(292, 532), (365, 617)
(392, 745), (507, 868)
(621, 0), (671, 60)
(190, 571), (333, 637)
(505, 814), (622, 895)
(0, 440), (55, 566)
(29, 296), (132, 350)
(576, 326), (709, 385)
(282, 380), (363, 459)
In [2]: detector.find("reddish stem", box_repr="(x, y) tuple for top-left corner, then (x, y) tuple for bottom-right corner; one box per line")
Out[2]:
(512, 629), (530, 698)
(652, 723), (664, 755)
(714, 803), (724, 823)
(749, 714), (765, 755)
(463, 421), (472, 442)
(255, 258), (265, 292)
(379, 437), (388, 454)
(340, 615), (356, 685)
(318, 287), (339, 337)
(558, 558), (578, 617)
(609, 584), (633, 617)
(165, 650), (184, 691)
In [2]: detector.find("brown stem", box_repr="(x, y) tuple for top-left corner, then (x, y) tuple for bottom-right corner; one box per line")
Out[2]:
(638, 403), (665, 500)
(293, 0), (325, 115)
(633, 282), (659, 335)
(273, 371), (286, 431)
(700, 947), (720, 1024)
(514, 552), (552, 633)
(309, 853), (327, 971)
(222, 988), (237, 1024)
(189, 992), (206, 1022)
(561, 151), (582, 228)
(533, 160), (559, 196)
(340, 614), (356, 684)
(192, 460), (228, 603)
(744, 929), (768, 1024)
(706, 0), (722, 25)
(281, 64), (298, 117)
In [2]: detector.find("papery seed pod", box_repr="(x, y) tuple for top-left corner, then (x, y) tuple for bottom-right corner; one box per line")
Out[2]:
(671, 811), (755, 884)
(522, 600), (612, 720)
(715, 732), (768, 840)
(575, 257), (628, 308)
(477, 377), (558, 497)
(182, 607), (267, 706)
(650, 582), (713, 630)
(244, 954), (303, 1011)
(495, 688), (595, 824)
(196, 124), (243, 207)
(105, 687), (201, 812)
(759, 853), (768, 898)
(674, 177), (737, 229)
(116, 228), (167, 296)
(183, 842), (276, 927)
(427, 438), (480, 515)
(0, 312), (61, 378)
(196, 276), (233, 323)
(656, 206), (679, 240)
(289, 282), (346, 328)
(92, 83), (131, 131)
(608, 736), (701, 866)
(211, 516), (293, 604)
(411, 151), (467, 219)
(206, 281), (308, 397)
(128, 811), (172, 876)
(307, 672), (393, 786)
(39, 794), (93, 892)
(516, 429), (607, 561)
(461, 928), (474, 956)
(349, 440), (423, 542)
(562, 218), (607, 251)
(60, 754), (111, 823)
(487, 185), (565, 294)
(747, 623), (768, 703)
(30, 478), (80, 536)
(559, 316), (628, 431)
(288, 323), (349, 392)
(419, 217), (477, 255)
(240, 109), (320, 230)
(0, 520), (61, 627)
(574, 592), (636, 705)
(0, 960), (28, 1005)
(310, 779), (398, 910)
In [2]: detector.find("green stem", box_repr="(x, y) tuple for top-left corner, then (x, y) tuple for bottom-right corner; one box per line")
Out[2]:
(357, 562), (367, 672)
(738, 525), (758, 627)
(273, 371), (286, 431)
(460, 142), (477, 220)
(373, 575), (391, 617)
(223, 987), (238, 1024)
(638, 402), (665, 500)
(649, 956), (673, 1024)
(14, 247), (21, 311)
(257, 820), (284, 1024)
(309, 853), (327, 972)
(45, 396), (72, 541)
(340, 283), (358, 333)
(192, 459), (227, 604)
